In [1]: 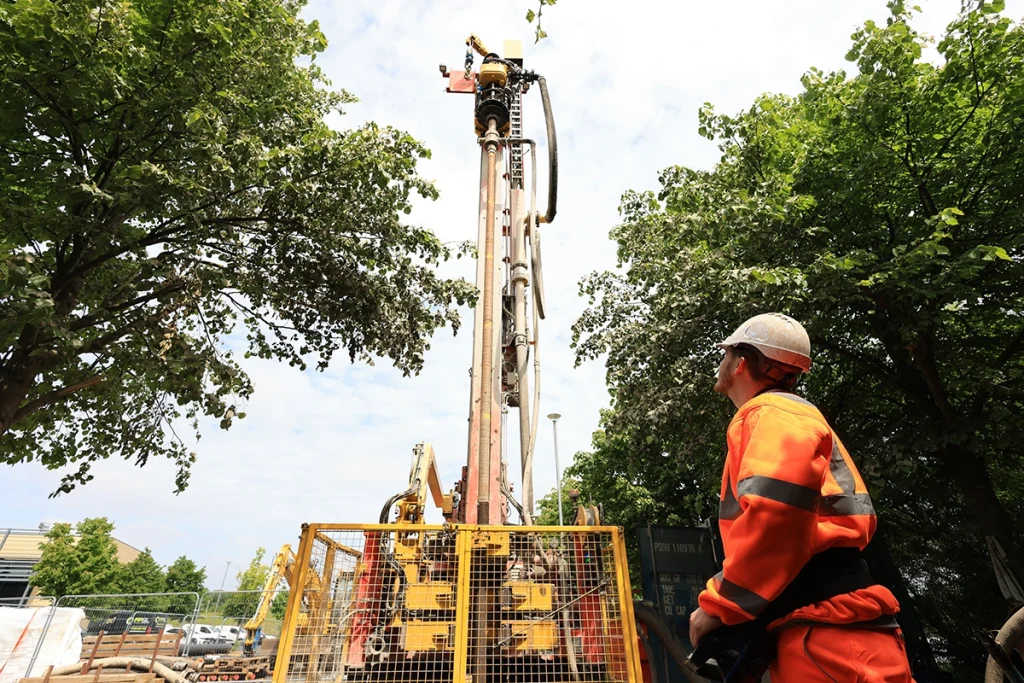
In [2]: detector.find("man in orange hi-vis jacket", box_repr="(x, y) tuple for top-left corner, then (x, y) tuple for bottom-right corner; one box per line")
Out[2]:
(688, 313), (915, 682)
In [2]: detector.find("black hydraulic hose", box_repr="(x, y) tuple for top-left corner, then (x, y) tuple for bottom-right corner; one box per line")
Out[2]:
(638, 628), (659, 683)
(501, 479), (527, 524)
(373, 484), (416, 649)
(632, 601), (708, 683)
(538, 76), (558, 224)
(380, 484), (417, 523)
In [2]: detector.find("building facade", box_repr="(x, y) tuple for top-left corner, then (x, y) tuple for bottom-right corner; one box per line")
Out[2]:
(0, 527), (142, 604)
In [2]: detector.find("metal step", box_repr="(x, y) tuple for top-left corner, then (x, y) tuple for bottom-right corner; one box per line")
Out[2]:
(510, 90), (524, 188)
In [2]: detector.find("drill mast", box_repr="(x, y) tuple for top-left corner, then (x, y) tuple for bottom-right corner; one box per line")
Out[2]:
(270, 35), (643, 683)
(442, 36), (555, 526)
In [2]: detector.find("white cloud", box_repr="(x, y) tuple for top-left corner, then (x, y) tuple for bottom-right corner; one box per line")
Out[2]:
(3, 0), (1019, 586)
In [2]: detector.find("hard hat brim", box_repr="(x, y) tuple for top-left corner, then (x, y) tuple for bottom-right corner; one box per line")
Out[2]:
(715, 337), (811, 372)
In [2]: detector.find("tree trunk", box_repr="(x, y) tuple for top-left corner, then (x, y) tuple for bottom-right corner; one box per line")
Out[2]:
(939, 441), (1024, 588)
(875, 314), (1024, 594)
(0, 359), (44, 437)
(0, 269), (88, 437)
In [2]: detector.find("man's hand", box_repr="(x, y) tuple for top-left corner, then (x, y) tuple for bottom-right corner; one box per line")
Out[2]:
(688, 607), (724, 647)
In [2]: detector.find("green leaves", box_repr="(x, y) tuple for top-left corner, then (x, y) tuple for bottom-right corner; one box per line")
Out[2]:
(977, 245), (1013, 262)
(165, 556), (208, 594)
(30, 518), (121, 597)
(0, 0), (473, 494)
(114, 549), (166, 595)
(982, 0), (1006, 14)
(219, 548), (270, 619)
(526, 0), (558, 42)
(33, 519), (208, 600)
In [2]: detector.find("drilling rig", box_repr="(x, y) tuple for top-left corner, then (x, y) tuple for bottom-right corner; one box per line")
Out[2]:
(269, 36), (643, 683)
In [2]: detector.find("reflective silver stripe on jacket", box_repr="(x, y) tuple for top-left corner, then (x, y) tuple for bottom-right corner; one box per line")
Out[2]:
(714, 571), (770, 616)
(718, 393), (876, 517)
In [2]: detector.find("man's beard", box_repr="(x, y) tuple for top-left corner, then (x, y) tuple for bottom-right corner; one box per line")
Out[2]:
(714, 368), (732, 396)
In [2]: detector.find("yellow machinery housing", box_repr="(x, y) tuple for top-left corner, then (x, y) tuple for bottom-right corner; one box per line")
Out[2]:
(271, 522), (641, 683)
(270, 443), (642, 683)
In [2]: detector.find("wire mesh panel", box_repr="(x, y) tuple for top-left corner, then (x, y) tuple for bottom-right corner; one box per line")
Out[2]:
(61, 591), (198, 639)
(277, 526), (441, 683)
(25, 592), (200, 675)
(464, 528), (633, 683)
(195, 588), (289, 657)
(274, 525), (640, 683)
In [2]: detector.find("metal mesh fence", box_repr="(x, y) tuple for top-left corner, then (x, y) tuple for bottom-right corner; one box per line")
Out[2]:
(25, 591), (200, 675)
(275, 525), (640, 683)
(196, 589), (288, 656)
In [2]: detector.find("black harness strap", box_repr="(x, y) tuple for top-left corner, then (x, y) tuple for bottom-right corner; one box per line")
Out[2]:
(759, 546), (876, 626)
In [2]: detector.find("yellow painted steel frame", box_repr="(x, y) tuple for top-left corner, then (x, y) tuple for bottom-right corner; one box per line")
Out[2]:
(276, 524), (314, 676)
(271, 523), (643, 683)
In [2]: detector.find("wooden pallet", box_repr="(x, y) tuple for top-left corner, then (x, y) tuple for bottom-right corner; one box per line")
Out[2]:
(20, 675), (157, 683)
(81, 632), (183, 661)
(72, 634), (184, 679)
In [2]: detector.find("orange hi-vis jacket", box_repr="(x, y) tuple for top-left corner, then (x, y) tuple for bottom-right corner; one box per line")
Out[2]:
(698, 391), (901, 631)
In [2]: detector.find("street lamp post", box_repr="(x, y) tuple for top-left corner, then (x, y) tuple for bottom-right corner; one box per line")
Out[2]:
(547, 413), (564, 527)
(214, 560), (232, 612)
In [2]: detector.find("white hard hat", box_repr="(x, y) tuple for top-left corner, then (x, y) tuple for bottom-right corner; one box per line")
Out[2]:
(717, 313), (812, 372)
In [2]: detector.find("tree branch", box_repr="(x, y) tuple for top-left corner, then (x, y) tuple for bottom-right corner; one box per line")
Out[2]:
(220, 291), (298, 333)
(917, 181), (939, 217)
(71, 183), (269, 277)
(815, 337), (894, 382)
(92, 111), (128, 189)
(80, 315), (145, 356)
(924, 84), (991, 177)
(12, 375), (105, 423)
(70, 282), (186, 332)
(909, 329), (957, 423)
(966, 326), (1024, 419)
(14, 78), (86, 169)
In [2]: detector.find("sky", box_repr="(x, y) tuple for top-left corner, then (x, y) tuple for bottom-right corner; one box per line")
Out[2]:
(3, 0), (1022, 590)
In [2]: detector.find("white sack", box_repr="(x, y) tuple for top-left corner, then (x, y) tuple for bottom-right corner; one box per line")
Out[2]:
(0, 607), (85, 683)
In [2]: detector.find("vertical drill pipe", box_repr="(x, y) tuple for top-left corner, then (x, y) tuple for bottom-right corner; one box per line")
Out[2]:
(514, 274), (532, 515)
(477, 118), (500, 524)
(525, 142), (541, 516)
(491, 137), (541, 522)
(463, 148), (490, 523)
(511, 143), (533, 516)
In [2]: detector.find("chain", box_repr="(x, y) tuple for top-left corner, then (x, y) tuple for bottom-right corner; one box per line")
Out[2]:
(464, 47), (473, 80)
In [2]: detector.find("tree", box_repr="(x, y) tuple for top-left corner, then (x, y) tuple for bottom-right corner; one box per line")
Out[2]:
(534, 483), (578, 527)
(269, 590), (289, 621)
(0, 0), (475, 496)
(165, 556), (207, 595)
(220, 548), (270, 619)
(28, 523), (80, 598)
(572, 2), (1023, 677)
(114, 548), (165, 595)
(30, 517), (121, 597)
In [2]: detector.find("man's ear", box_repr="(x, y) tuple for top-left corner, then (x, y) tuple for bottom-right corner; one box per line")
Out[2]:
(733, 355), (747, 375)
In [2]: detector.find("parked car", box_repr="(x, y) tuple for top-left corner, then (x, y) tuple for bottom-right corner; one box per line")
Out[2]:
(216, 625), (244, 643)
(181, 623), (219, 645)
(83, 611), (168, 636)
